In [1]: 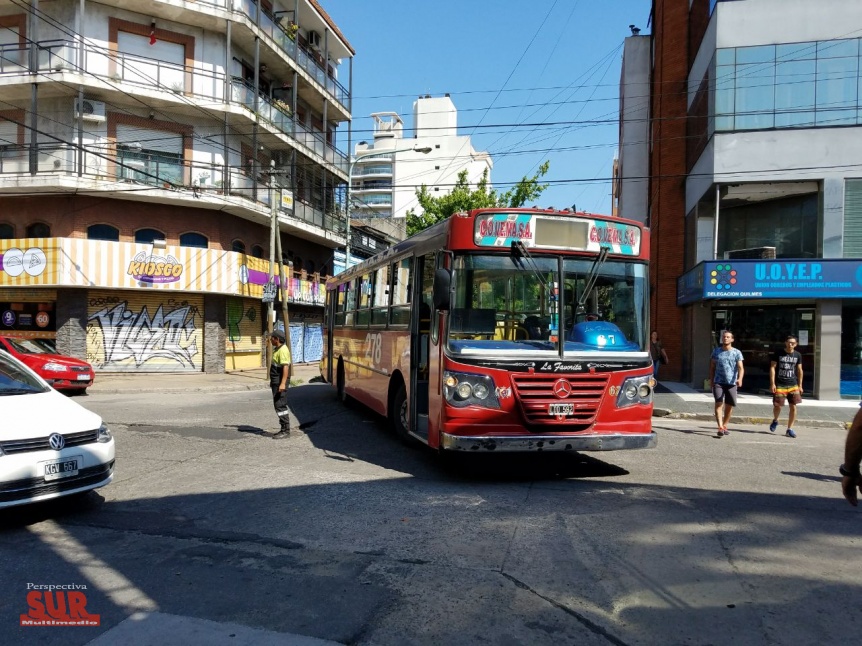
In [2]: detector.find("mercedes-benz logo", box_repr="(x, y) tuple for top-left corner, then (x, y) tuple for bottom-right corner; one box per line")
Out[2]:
(48, 433), (66, 450)
(553, 379), (572, 399)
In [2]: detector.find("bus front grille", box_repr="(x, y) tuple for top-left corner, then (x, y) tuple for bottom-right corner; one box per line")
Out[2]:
(510, 373), (608, 427)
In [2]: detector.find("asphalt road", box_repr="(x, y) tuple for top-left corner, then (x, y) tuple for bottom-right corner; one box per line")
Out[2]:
(2, 383), (862, 645)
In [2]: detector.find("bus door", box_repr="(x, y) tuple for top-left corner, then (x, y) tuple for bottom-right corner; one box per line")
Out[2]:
(325, 284), (335, 383)
(411, 252), (435, 441)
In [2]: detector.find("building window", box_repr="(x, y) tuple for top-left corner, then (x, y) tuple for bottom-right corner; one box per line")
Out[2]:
(0, 223), (13, 239)
(713, 38), (862, 133)
(251, 244), (264, 258)
(180, 232), (208, 248)
(232, 239), (246, 253)
(26, 223), (50, 237)
(87, 224), (119, 241)
(135, 228), (165, 244)
(719, 193), (818, 259)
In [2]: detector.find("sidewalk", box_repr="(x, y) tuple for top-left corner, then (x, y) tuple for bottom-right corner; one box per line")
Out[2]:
(653, 381), (858, 429)
(87, 366), (857, 429)
(87, 363), (322, 395)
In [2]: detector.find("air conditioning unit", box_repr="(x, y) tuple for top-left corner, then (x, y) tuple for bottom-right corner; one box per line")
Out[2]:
(724, 246), (776, 260)
(308, 30), (322, 49)
(75, 99), (107, 122)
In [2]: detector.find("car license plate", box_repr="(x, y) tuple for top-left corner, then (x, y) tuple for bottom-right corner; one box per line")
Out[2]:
(43, 457), (81, 481)
(76, 374), (91, 381)
(548, 403), (574, 416)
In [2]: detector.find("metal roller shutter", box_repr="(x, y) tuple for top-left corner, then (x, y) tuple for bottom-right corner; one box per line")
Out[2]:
(116, 125), (182, 155)
(844, 180), (862, 257)
(0, 289), (57, 302)
(0, 118), (17, 146)
(86, 290), (203, 372)
(226, 297), (261, 353)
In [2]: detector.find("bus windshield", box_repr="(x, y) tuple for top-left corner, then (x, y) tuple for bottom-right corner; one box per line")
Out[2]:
(447, 254), (648, 356)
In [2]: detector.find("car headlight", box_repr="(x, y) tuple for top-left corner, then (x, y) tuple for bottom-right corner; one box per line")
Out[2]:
(42, 362), (67, 372)
(616, 376), (653, 408)
(443, 371), (500, 409)
(97, 423), (112, 443)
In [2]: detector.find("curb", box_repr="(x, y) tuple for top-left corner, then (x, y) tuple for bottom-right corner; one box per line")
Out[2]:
(89, 382), (270, 396)
(654, 410), (848, 429)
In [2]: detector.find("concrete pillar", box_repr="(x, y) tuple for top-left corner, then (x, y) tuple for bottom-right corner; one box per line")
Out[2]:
(815, 299), (841, 399)
(822, 177), (845, 258)
(203, 295), (226, 374)
(690, 303), (714, 390)
(55, 289), (88, 361)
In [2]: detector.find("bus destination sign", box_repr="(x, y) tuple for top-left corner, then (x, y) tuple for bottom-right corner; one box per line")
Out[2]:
(474, 213), (640, 255)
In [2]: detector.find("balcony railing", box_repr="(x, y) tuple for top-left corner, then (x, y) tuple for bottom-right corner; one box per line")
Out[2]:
(192, 0), (349, 108)
(2, 40), (348, 175)
(0, 143), (346, 237)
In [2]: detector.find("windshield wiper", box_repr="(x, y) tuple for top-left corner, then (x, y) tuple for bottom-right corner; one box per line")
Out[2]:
(510, 241), (549, 291)
(0, 388), (42, 395)
(577, 246), (609, 314)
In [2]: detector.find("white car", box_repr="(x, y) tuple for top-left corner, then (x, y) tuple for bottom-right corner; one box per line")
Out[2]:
(0, 351), (114, 509)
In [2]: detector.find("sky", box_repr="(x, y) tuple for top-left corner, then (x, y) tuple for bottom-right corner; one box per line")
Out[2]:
(322, 0), (652, 216)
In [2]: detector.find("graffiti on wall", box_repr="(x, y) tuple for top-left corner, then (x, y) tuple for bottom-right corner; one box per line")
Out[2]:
(226, 298), (257, 343)
(87, 296), (201, 369)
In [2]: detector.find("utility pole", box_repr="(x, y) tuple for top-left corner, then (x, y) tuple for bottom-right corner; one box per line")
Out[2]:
(266, 173), (277, 369)
(269, 167), (292, 365)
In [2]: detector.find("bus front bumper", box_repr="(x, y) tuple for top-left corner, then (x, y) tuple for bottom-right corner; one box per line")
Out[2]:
(440, 431), (657, 452)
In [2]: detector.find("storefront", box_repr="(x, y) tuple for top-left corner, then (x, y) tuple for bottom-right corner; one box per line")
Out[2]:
(679, 258), (860, 399)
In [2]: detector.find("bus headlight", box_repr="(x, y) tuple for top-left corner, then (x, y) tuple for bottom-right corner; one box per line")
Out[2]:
(443, 371), (500, 409)
(616, 376), (652, 408)
(456, 382), (473, 400)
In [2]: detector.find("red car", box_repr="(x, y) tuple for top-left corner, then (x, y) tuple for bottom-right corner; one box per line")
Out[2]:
(0, 336), (94, 393)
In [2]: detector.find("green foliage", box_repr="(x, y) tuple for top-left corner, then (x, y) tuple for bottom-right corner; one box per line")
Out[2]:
(406, 161), (550, 236)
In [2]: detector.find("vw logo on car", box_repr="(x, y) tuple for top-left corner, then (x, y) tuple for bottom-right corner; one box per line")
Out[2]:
(48, 433), (66, 450)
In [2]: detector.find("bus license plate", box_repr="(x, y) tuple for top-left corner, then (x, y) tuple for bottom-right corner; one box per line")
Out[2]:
(548, 403), (574, 416)
(43, 457), (80, 481)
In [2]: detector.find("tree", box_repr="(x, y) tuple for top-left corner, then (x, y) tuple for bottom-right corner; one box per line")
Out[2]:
(406, 161), (550, 236)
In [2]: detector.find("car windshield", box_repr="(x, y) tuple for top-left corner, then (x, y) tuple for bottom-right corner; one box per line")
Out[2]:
(0, 353), (49, 395)
(5, 337), (50, 355)
(447, 253), (648, 356)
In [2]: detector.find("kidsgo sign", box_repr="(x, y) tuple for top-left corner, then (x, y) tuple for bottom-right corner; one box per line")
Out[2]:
(127, 252), (184, 284)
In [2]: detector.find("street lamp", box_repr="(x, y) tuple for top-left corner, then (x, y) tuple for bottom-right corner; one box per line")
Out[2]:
(344, 145), (432, 271)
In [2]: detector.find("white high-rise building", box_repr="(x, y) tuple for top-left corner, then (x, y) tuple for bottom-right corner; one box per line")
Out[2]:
(350, 95), (492, 252)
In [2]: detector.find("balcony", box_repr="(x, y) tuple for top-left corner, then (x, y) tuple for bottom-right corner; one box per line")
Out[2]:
(0, 40), (348, 177)
(0, 143), (346, 244)
(64, 0), (350, 113)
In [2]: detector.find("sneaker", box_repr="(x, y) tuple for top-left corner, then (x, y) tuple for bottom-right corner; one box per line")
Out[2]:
(272, 429), (291, 439)
(723, 428), (730, 436)
(769, 420), (778, 433)
(785, 428), (796, 438)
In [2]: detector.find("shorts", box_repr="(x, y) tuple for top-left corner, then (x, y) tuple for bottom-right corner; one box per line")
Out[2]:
(773, 386), (801, 406)
(712, 383), (738, 407)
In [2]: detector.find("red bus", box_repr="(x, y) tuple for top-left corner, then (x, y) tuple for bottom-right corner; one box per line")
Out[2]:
(321, 207), (656, 453)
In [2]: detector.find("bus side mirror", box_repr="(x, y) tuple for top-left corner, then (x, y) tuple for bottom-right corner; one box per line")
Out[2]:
(433, 268), (451, 311)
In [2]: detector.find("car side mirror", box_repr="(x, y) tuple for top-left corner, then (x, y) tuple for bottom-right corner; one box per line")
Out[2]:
(433, 268), (451, 311)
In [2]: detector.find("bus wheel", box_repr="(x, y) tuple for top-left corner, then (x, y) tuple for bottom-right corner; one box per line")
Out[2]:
(390, 385), (418, 447)
(390, 384), (412, 444)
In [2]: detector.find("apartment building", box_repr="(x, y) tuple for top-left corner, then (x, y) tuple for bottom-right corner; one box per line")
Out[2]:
(626, 0), (862, 398)
(337, 95), (493, 272)
(0, 0), (354, 372)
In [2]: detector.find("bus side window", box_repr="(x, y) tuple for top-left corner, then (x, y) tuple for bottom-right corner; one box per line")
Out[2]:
(345, 278), (357, 327)
(372, 264), (390, 326)
(390, 257), (412, 326)
(335, 282), (347, 327)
